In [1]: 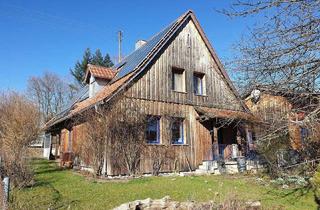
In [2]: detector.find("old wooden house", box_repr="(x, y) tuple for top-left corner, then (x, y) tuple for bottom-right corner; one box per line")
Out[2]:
(45, 10), (257, 175)
(245, 88), (320, 150)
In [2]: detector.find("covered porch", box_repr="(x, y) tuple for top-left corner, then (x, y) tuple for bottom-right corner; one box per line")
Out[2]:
(195, 107), (256, 162)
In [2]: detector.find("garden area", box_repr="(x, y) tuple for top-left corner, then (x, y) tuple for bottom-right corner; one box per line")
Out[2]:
(9, 159), (316, 210)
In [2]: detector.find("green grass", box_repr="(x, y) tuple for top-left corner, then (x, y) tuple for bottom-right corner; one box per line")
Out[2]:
(10, 159), (316, 210)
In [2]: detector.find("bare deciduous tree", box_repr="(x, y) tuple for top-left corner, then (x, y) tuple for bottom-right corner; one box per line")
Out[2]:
(218, 0), (320, 176)
(221, 0), (319, 92)
(27, 72), (76, 122)
(0, 91), (40, 188)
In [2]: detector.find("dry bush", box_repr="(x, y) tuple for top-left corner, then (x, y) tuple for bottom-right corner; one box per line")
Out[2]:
(149, 146), (175, 176)
(77, 98), (148, 176)
(109, 100), (147, 176)
(76, 110), (108, 176)
(0, 91), (40, 188)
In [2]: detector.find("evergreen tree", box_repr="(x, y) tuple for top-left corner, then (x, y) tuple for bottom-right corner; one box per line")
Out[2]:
(70, 48), (114, 85)
(91, 49), (104, 66)
(103, 53), (113, 68)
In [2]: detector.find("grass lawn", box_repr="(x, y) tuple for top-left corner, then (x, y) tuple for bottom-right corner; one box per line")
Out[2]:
(10, 159), (316, 210)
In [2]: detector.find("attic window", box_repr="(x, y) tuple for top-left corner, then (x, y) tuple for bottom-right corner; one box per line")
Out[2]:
(172, 67), (186, 92)
(193, 72), (206, 95)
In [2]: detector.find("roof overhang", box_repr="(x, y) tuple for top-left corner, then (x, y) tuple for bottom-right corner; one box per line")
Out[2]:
(194, 106), (259, 123)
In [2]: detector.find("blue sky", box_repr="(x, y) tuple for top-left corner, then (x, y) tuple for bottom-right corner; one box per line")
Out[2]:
(0, 0), (256, 91)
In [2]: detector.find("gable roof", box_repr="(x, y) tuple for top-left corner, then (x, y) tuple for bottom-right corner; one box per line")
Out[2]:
(84, 64), (116, 83)
(111, 10), (249, 111)
(45, 10), (250, 131)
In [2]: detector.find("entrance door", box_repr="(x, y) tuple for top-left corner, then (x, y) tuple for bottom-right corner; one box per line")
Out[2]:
(199, 121), (213, 161)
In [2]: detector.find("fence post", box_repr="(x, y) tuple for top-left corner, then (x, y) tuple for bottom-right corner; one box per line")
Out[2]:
(3, 177), (9, 202)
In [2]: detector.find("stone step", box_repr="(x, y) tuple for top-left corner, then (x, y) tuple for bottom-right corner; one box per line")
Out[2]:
(194, 169), (215, 174)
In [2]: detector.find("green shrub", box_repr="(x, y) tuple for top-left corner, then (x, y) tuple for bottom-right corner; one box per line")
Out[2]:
(311, 165), (320, 205)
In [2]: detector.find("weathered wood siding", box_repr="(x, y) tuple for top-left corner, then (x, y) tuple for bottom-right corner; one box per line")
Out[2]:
(245, 93), (303, 149)
(60, 124), (85, 155)
(125, 19), (242, 111)
(110, 19), (246, 175)
(109, 97), (217, 175)
(57, 18), (249, 175)
(245, 93), (292, 123)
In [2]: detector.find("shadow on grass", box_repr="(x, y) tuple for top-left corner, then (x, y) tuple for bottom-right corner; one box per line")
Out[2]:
(30, 158), (66, 175)
(35, 167), (64, 175)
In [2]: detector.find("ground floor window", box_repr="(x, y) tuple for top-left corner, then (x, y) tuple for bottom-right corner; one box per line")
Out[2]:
(171, 118), (184, 144)
(146, 116), (160, 144)
(300, 127), (309, 144)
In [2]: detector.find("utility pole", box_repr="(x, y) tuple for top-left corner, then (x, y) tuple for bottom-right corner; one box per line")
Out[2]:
(118, 30), (123, 63)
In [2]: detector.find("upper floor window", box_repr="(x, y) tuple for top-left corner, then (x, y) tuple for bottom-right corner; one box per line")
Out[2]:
(172, 67), (186, 92)
(146, 116), (160, 144)
(171, 118), (184, 144)
(193, 72), (206, 95)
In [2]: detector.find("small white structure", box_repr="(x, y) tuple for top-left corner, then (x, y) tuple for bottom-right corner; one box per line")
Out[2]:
(231, 144), (239, 159)
(43, 133), (51, 159)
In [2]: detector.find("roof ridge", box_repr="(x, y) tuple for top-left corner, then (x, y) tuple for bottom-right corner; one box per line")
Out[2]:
(88, 63), (114, 70)
(145, 10), (192, 42)
(112, 10), (192, 81)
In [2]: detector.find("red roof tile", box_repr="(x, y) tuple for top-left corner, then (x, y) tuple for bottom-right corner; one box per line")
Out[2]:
(44, 72), (133, 129)
(84, 64), (116, 83)
(72, 72), (132, 115)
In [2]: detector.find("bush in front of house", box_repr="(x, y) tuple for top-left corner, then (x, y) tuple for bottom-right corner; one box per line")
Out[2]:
(0, 92), (40, 188)
(311, 165), (320, 206)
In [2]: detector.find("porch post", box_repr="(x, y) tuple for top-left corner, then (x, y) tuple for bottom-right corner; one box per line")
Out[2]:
(213, 127), (219, 159)
(57, 134), (61, 157)
(236, 129), (242, 156)
(245, 124), (253, 151)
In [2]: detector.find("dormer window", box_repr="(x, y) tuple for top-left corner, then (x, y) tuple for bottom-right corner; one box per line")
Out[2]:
(172, 67), (186, 92)
(84, 64), (116, 98)
(89, 75), (96, 98)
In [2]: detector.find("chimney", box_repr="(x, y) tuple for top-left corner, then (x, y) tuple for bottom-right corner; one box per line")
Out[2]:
(135, 40), (147, 50)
